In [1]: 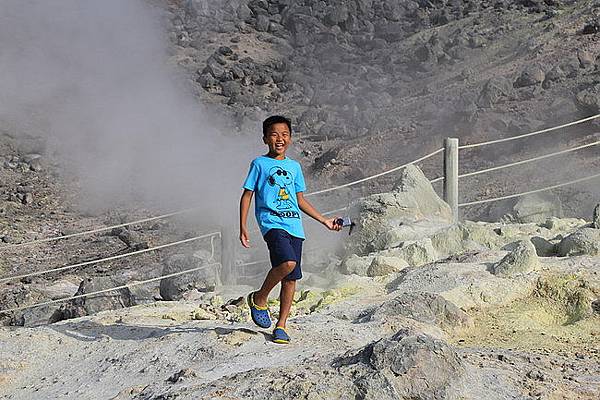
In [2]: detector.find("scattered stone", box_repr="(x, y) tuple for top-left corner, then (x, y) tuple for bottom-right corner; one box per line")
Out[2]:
(159, 252), (217, 301)
(367, 256), (409, 277)
(371, 292), (472, 328)
(340, 254), (375, 276)
(110, 227), (148, 250)
(512, 193), (563, 223)
(346, 165), (452, 256)
(493, 239), (538, 276)
(339, 330), (465, 399)
(575, 83), (600, 113)
(577, 50), (595, 69)
(582, 21), (600, 35)
(557, 228), (600, 256)
(477, 77), (515, 107)
(514, 65), (545, 88)
(51, 277), (134, 322)
(191, 308), (216, 320)
(592, 204), (600, 229)
(167, 368), (197, 383)
(530, 236), (556, 257)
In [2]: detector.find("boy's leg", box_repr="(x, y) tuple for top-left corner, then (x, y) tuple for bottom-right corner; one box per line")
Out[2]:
(253, 260), (296, 307)
(277, 278), (296, 328)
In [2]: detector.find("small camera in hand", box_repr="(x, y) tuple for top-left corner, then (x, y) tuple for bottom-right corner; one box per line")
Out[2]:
(334, 216), (355, 235)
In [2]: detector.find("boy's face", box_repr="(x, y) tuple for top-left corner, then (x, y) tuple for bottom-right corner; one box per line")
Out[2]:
(263, 122), (291, 158)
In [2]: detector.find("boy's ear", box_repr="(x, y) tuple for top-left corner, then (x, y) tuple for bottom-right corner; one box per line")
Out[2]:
(262, 136), (268, 145)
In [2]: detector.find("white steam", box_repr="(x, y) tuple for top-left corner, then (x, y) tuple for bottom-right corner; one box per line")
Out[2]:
(0, 0), (259, 226)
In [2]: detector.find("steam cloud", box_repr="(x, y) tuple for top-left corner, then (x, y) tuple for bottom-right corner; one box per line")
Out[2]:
(0, 0), (259, 227)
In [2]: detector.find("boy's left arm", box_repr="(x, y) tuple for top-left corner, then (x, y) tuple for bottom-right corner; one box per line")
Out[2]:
(297, 192), (342, 231)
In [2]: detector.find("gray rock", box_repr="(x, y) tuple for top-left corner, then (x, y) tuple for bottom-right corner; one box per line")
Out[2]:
(255, 14), (270, 32)
(387, 238), (438, 268)
(576, 83), (600, 113)
(493, 240), (538, 276)
(220, 80), (241, 98)
(159, 251), (217, 300)
(530, 236), (556, 257)
(592, 204), (600, 229)
(111, 227), (148, 250)
(346, 165), (452, 256)
(340, 254), (375, 276)
(370, 292), (472, 328)
(477, 77), (515, 107)
(342, 330), (465, 400)
(577, 50), (595, 69)
(514, 65), (545, 88)
(52, 276), (134, 322)
(512, 193), (563, 223)
(557, 228), (600, 256)
(367, 256), (409, 277)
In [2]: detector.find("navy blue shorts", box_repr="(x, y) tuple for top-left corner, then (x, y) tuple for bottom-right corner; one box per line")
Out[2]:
(263, 228), (303, 281)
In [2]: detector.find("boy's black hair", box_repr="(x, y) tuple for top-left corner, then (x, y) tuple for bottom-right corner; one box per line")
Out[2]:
(263, 115), (292, 137)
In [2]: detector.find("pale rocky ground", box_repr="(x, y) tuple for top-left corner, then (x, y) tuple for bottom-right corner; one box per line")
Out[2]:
(1, 166), (599, 399)
(2, 1), (600, 399)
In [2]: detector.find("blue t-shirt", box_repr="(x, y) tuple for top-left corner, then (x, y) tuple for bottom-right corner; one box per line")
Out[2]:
(243, 156), (306, 239)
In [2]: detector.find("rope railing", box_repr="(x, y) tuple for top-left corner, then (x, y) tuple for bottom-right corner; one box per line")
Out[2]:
(459, 140), (600, 179)
(0, 262), (222, 315)
(305, 148), (444, 197)
(0, 231), (221, 283)
(459, 113), (600, 149)
(459, 172), (600, 207)
(1, 149), (443, 251)
(0, 207), (200, 251)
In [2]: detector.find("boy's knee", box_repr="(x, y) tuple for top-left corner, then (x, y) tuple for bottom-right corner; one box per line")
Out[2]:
(278, 260), (296, 273)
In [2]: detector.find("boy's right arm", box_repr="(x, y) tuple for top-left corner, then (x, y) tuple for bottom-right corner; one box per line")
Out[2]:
(239, 189), (254, 248)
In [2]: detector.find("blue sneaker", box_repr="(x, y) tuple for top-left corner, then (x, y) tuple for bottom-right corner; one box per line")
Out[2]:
(247, 292), (271, 329)
(272, 327), (290, 344)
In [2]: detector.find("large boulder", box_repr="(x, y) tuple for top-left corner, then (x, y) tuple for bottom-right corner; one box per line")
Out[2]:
(576, 83), (600, 113)
(51, 276), (135, 322)
(488, 193), (562, 223)
(367, 256), (409, 277)
(513, 65), (545, 88)
(339, 330), (465, 400)
(370, 292), (472, 328)
(159, 250), (218, 301)
(346, 165), (452, 256)
(477, 76), (515, 107)
(492, 240), (539, 276)
(557, 228), (600, 256)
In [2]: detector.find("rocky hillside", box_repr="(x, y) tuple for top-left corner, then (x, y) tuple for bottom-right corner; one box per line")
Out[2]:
(165, 0), (600, 218)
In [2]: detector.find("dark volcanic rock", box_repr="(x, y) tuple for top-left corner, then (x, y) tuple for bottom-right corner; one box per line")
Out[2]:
(159, 251), (217, 301)
(337, 330), (465, 400)
(370, 292), (472, 328)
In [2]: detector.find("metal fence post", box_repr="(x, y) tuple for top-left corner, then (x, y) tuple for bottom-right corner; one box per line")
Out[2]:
(444, 138), (459, 222)
(220, 228), (234, 285)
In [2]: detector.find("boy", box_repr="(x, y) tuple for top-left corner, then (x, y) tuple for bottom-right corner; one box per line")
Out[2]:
(239, 115), (341, 344)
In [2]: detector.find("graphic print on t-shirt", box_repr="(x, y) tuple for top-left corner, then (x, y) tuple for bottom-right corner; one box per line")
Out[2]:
(267, 166), (294, 211)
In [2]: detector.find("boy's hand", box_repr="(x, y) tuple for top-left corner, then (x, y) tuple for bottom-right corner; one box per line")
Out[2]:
(322, 217), (342, 231)
(240, 228), (250, 248)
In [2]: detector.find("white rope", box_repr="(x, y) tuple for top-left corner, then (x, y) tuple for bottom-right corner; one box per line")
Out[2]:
(430, 176), (444, 183)
(0, 262), (221, 314)
(0, 231), (221, 283)
(0, 207), (200, 251)
(1, 149), (442, 250)
(459, 172), (600, 207)
(237, 258), (269, 267)
(459, 114), (600, 149)
(305, 148), (444, 197)
(459, 140), (600, 179)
